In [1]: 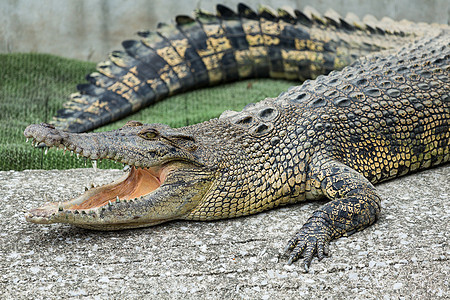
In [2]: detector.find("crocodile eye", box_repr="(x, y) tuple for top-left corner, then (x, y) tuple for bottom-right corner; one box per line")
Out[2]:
(139, 128), (158, 140)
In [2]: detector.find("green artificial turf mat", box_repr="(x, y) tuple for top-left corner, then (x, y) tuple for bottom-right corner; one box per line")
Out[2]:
(0, 53), (296, 171)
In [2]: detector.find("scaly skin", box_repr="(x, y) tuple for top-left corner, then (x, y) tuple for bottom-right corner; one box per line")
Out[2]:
(24, 5), (449, 272)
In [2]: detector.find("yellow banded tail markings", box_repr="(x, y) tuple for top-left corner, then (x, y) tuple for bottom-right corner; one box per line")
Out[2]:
(146, 78), (166, 93)
(262, 35), (280, 46)
(196, 32), (234, 84)
(157, 65), (182, 94)
(156, 38), (194, 83)
(245, 34), (265, 47)
(108, 81), (130, 96)
(247, 46), (269, 64)
(197, 35), (234, 58)
(156, 45), (185, 66)
(170, 38), (190, 61)
(128, 66), (138, 75)
(334, 49), (355, 69)
(202, 23), (226, 38)
(200, 54), (226, 84)
(69, 93), (89, 105)
(238, 19), (270, 78)
(170, 65), (191, 83)
(295, 38), (325, 52)
(281, 49), (325, 66)
(260, 17), (281, 36)
(241, 19), (261, 36)
(234, 49), (253, 77)
(62, 103), (83, 111)
(139, 35), (188, 93)
(84, 99), (110, 115)
(199, 21), (233, 54)
(107, 81), (139, 105)
(154, 42), (192, 84)
(242, 33), (265, 61)
(210, 35), (234, 53)
(121, 72), (141, 89)
(260, 17), (282, 45)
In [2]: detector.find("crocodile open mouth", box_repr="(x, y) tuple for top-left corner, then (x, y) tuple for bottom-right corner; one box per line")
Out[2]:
(71, 166), (166, 210)
(25, 162), (179, 223)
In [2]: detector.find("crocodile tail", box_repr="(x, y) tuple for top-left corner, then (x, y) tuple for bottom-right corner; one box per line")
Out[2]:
(52, 3), (422, 132)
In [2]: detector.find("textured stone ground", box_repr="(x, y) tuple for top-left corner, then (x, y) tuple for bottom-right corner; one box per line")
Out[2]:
(0, 165), (448, 299)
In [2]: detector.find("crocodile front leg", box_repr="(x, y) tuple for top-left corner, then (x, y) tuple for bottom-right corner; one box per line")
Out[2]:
(285, 160), (381, 271)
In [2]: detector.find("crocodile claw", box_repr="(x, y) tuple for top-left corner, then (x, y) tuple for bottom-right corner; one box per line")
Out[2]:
(284, 217), (332, 272)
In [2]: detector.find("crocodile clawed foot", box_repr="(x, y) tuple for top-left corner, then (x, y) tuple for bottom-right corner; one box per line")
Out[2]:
(283, 217), (332, 272)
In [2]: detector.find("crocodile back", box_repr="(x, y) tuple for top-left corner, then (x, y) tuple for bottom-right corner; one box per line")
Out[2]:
(274, 33), (450, 183)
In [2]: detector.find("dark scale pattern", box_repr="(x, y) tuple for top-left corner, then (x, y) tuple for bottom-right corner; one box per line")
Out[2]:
(23, 4), (449, 271)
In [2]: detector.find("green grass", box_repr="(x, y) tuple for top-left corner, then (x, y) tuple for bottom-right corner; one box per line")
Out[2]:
(0, 53), (295, 171)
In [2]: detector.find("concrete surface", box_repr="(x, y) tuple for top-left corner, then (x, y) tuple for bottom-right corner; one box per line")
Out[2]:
(0, 165), (448, 299)
(1, 0), (449, 61)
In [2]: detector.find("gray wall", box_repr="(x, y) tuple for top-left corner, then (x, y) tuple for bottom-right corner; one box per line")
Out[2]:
(1, 0), (449, 61)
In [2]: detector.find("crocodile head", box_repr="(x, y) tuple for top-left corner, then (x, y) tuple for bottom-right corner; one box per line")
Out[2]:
(23, 121), (216, 230)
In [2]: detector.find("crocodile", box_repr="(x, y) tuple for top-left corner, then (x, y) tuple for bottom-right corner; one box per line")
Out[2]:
(23, 4), (449, 271)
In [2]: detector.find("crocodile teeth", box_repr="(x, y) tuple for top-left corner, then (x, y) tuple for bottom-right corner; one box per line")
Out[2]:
(58, 202), (63, 211)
